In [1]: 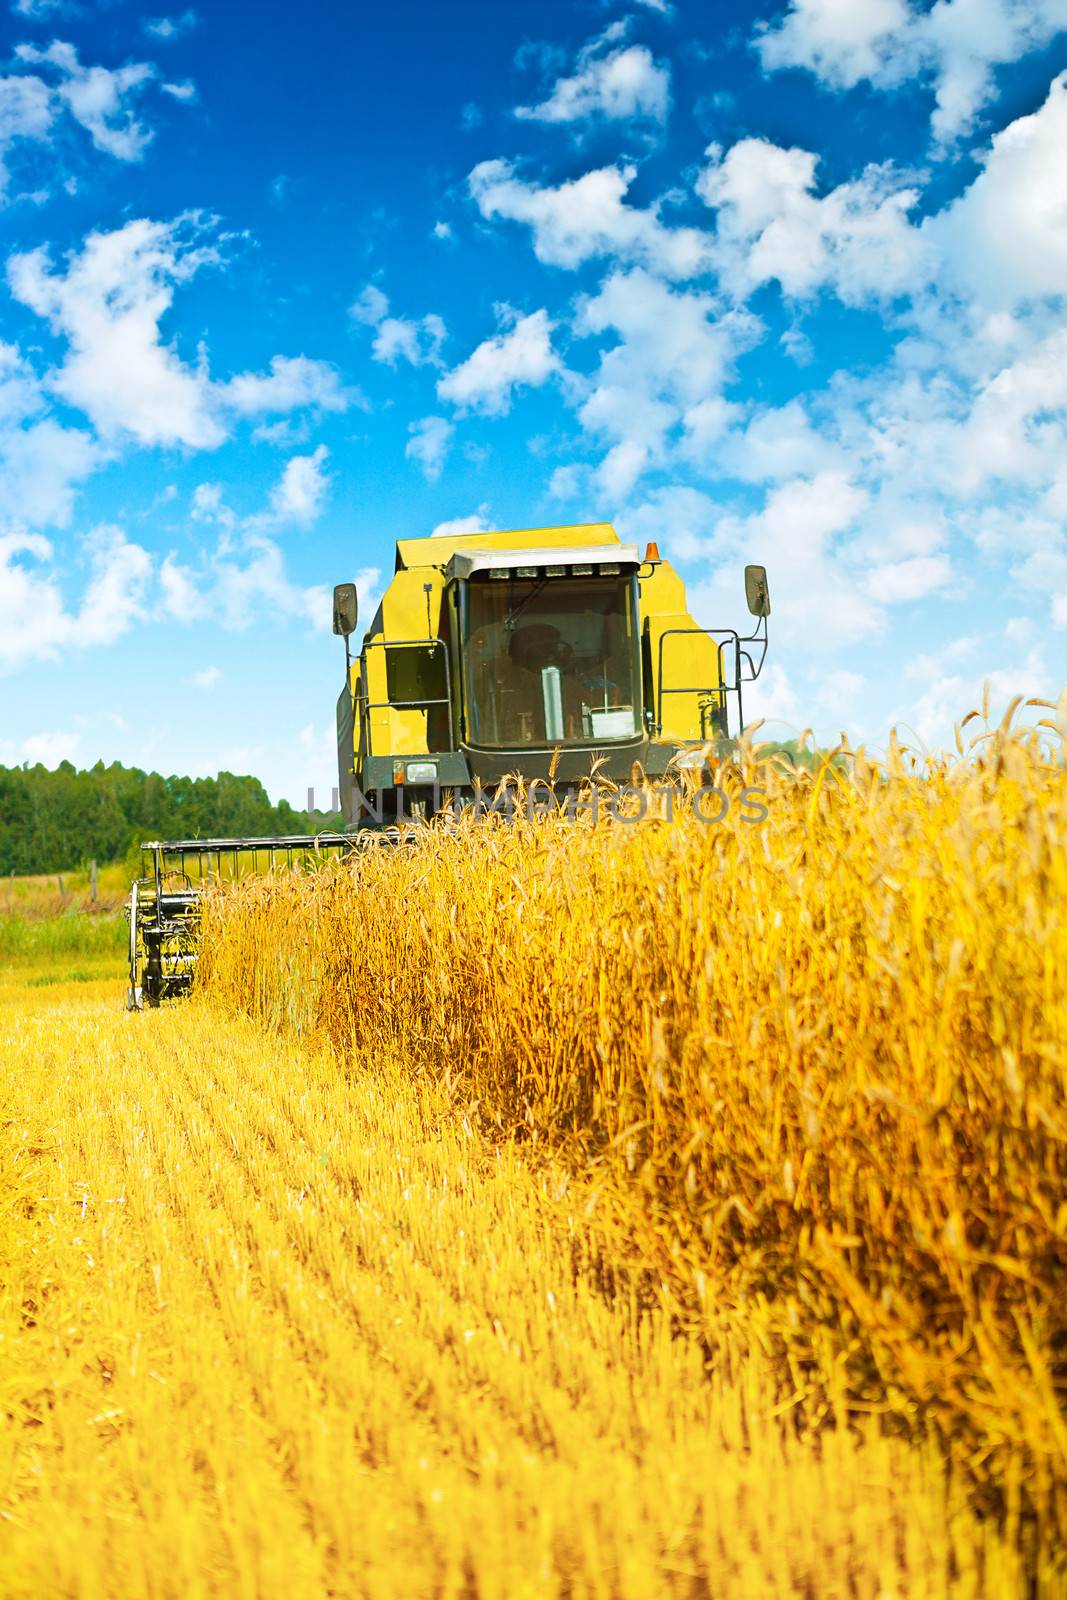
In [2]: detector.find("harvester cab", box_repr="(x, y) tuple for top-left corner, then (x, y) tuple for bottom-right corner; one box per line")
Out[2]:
(333, 522), (770, 825)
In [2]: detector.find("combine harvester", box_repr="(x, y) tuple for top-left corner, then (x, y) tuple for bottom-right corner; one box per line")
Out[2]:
(127, 522), (770, 1007)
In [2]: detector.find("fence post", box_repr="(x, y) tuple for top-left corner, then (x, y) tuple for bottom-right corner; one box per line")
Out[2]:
(90, 859), (98, 904)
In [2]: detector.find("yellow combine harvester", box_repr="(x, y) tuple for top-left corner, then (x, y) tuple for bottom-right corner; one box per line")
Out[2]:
(128, 521), (770, 1005)
(333, 521), (770, 823)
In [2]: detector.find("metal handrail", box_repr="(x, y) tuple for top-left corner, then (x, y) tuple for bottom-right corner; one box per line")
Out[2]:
(655, 615), (768, 739)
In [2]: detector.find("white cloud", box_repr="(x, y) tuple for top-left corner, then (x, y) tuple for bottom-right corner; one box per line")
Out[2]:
(9, 215), (225, 448)
(160, 537), (379, 636)
(406, 415), (453, 482)
(190, 448), (329, 543)
(350, 283), (446, 366)
(680, 395), (740, 463)
(0, 72), (54, 195)
(854, 504), (949, 562)
(431, 509), (494, 538)
(468, 159), (709, 280)
(694, 473), (882, 652)
(351, 284), (388, 325)
(211, 538), (329, 630)
(742, 663), (804, 730)
(834, 325), (1067, 513)
(78, 524), (152, 643)
(814, 668), (868, 722)
(250, 416), (310, 449)
(375, 315), (446, 367)
(0, 331), (100, 530)
(616, 485), (719, 561)
(437, 308), (560, 416)
(143, 11), (198, 40)
(899, 647), (1052, 747)
(906, 632), (981, 680)
(0, 417), (99, 527)
(862, 552), (954, 601)
(448, 78), (1067, 661)
(928, 72), (1067, 308)
(213, 548), (379, 635)
(577, 270), (750, 408)
(160, 552), (199, 620)
(697, 138), (926, 303)
(13, 0), (66, 14)
(21, 730), (80, 766)
(0, 525), (151, 671)
(1004, 616), (1034, 643)
(1012, 539), (1067, 624)
(9, 215), (345, 473)
(781, 324), (815, 364)
(953, 328), (1067, 492)
(222, 354), (355, 416)
(756, 0), (913, 89)
(516, 28), (670, 125)
(16, 39), (158, 161)
(572, 269), (759, 496)
(0, 530), (69, 669)
(755, 0), (1067, 142)
(1, 36), (190, 195)
(264, 444), (331, 529)
(192, 664), (220, 688)
(547, 463), (584, 500)
(0, 340), (43, 426)
(716, 398), (846, 481)
(190, 480), (237, 530)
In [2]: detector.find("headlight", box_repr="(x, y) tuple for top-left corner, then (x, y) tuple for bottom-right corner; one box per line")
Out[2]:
(405, 761), (438, 783)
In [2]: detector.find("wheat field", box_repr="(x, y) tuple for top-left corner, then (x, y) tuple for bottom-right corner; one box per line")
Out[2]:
(0, 988), (1037, 1598)
(2, 708), (1065, 1596)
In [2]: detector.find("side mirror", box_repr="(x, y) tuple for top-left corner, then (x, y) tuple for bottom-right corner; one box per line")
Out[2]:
(332, 582), (358, 638)
(745, 564), (770, 618)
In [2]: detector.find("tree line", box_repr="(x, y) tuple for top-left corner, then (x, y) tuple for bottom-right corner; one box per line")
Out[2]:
(0, 761), (328, 875)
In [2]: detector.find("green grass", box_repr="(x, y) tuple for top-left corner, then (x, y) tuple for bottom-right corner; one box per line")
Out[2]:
(24, 968), (110, 988)
(0, 912), (127, 963)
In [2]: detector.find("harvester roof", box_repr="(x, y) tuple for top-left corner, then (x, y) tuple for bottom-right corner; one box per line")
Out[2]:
(445, 544), (640, 580)
(394, 521), (620, 572)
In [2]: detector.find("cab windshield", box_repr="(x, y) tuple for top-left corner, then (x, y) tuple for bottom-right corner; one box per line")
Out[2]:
(461, 574), (641, 748)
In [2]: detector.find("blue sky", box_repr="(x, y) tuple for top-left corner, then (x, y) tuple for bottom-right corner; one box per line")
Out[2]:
(1, 0), (1065, 803)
